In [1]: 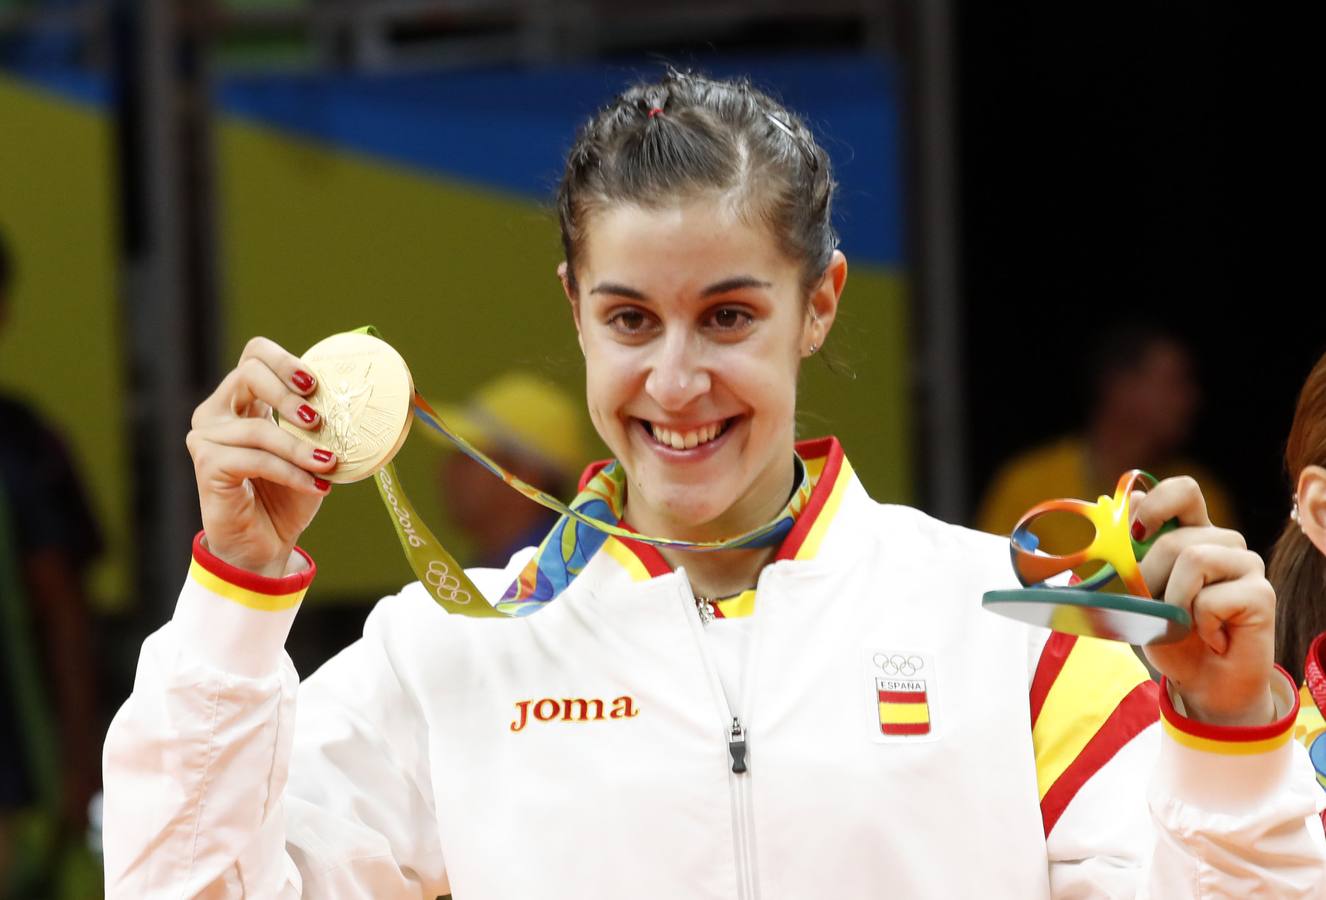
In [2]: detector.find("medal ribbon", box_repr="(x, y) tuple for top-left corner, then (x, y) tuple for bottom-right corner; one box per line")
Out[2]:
(358, 327), (812, 617)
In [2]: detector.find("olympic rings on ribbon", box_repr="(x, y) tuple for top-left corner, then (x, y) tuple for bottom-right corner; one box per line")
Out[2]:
(425, 559), (473, 605)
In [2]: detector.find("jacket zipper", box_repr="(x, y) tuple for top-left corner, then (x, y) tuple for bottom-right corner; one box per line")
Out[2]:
(695, 598), (745, 773)
(728, 718), (748, 774)
(686, 584), (760, 900)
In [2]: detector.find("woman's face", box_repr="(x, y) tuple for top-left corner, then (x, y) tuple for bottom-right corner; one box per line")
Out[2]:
(565, 195), (842, 540)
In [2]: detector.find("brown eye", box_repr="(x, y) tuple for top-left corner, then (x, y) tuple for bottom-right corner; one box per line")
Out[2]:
(708, 307), (754, 331)
(608, 308), (655, 335)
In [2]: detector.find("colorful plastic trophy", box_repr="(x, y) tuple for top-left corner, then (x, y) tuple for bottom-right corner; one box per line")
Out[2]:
(981, 470), (1190, 645)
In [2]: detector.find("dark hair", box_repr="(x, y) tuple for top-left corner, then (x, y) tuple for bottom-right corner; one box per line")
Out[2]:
(1270, 350), (1326, 684)
(1083, 320), (1189, 404)
(556, 70), (837, 297)
(0, 228), (11, 298)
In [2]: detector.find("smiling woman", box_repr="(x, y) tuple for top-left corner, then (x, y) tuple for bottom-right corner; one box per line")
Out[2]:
(568, 197), (844, 580)
(102, 71), (1326, 899)
(555, 73), (843, 595)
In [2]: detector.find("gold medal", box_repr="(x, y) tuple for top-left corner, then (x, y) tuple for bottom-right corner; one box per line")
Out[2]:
(278, 331), (414, 483)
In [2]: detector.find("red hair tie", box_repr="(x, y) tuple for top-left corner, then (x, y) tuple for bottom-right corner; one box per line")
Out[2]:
(648, 107), (664, 119)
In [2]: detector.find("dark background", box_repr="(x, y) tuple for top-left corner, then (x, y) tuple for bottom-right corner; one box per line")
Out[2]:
(957, 2), (1318, 553)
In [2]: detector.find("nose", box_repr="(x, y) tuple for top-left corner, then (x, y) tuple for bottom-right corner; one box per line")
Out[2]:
(645, 328), (711, 412)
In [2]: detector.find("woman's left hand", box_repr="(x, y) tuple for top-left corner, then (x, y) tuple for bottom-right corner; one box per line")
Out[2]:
(1136, 476), (1278, 727)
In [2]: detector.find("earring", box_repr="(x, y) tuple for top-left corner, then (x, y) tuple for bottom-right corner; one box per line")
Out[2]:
(1291, 499), (1301, 526)
(807, 343), (819, 355)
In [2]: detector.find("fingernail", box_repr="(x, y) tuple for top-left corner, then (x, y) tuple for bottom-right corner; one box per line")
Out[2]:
(312, 448), (334, 464)
(313, 476), (331, 492)
(1131, 520), (1146, 541)
(297, 404), (318, 424)
(292, 370), (315, 392)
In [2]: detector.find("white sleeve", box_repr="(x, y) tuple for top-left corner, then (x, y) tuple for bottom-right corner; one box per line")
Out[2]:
(1141, 672), (1326, 897)
(101, 537), (448, 898)
(1045, 667), (1326, 898)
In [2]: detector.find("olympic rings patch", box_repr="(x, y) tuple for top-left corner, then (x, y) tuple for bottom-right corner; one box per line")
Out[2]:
(425, 559), (472, 605)
(872, 653), (924, 678)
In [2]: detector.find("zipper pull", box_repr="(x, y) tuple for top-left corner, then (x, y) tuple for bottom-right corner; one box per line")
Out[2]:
(728, 717), (748, 774)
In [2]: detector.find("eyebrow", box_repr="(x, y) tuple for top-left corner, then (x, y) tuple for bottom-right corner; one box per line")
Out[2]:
(588, 276), (773, 300)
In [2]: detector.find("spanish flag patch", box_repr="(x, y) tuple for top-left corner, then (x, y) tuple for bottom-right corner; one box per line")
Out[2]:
(877, 678), (931, 736)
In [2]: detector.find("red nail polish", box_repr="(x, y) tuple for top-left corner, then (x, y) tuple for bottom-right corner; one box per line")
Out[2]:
(313, 476), (331, 492)
(312, 448), (334, 464)
(292, 370), (315, 392)
(1131, 520), (1146, 541)
(297, 404), (317, 424)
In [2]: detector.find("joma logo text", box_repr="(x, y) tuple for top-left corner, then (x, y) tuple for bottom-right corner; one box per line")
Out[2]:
(509, 696), (639, 732)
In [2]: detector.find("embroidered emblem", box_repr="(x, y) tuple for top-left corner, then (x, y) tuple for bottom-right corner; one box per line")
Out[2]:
(868, 650), (939, 743)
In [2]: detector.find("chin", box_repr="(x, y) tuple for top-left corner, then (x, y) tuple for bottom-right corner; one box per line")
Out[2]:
(640, 483), (734, 531)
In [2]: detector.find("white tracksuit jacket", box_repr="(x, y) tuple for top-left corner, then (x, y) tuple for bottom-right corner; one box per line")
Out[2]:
(103, 439), (1326, 898)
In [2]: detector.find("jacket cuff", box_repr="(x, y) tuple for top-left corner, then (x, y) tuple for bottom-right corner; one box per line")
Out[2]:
(172, 531), (315, 677)
(1154, 666), (1300, 814)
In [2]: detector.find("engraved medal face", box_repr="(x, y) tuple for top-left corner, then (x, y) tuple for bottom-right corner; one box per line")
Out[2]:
(278, 332), (414, 483)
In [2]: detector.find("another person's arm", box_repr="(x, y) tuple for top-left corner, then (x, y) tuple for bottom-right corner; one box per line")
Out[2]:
(25, 549), (99, 830)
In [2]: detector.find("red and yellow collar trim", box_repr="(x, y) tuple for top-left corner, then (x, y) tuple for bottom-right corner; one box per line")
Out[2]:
(587, 437), (854, 602)
(189, 531), (315, 612)
(708, 589), (757, 619)
(1159, 667), (1298, 756)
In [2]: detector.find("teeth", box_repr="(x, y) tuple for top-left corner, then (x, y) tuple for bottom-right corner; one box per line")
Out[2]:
(651, 420), (727, 450)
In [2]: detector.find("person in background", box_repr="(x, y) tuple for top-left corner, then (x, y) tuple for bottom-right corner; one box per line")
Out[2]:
(1267, 349), (1326, 824)
(436, 372), (589, 568)
(0, 228), (102, 892)
(977, 323), (1235, 549)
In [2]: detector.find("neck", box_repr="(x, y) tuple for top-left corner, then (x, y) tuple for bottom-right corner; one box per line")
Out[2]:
(666, 544), (779, 601)
(644, 454), (799, 599)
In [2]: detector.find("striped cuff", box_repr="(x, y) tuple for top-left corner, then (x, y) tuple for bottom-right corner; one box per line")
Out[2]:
(172, 531), (316, 677)
(1154, 667), (1300, 815)
(189, 532), (314, 610)
(1160, 666), (1298, 756)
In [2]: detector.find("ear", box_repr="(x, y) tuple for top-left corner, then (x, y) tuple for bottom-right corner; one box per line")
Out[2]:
(1297, 464), (1326, 557)
(557, 261), (585, 355)
(802, 250), (847, 357)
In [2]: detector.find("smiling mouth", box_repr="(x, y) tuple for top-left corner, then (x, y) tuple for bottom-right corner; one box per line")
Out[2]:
(642, 418), (734, 451)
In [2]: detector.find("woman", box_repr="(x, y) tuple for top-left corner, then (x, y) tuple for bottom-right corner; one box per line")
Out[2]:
(1271, 351), (1326, 814)
(103, 72), (1325, 898)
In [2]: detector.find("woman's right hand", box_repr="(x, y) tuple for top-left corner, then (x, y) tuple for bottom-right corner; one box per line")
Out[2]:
(186, 337), (339, 577)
